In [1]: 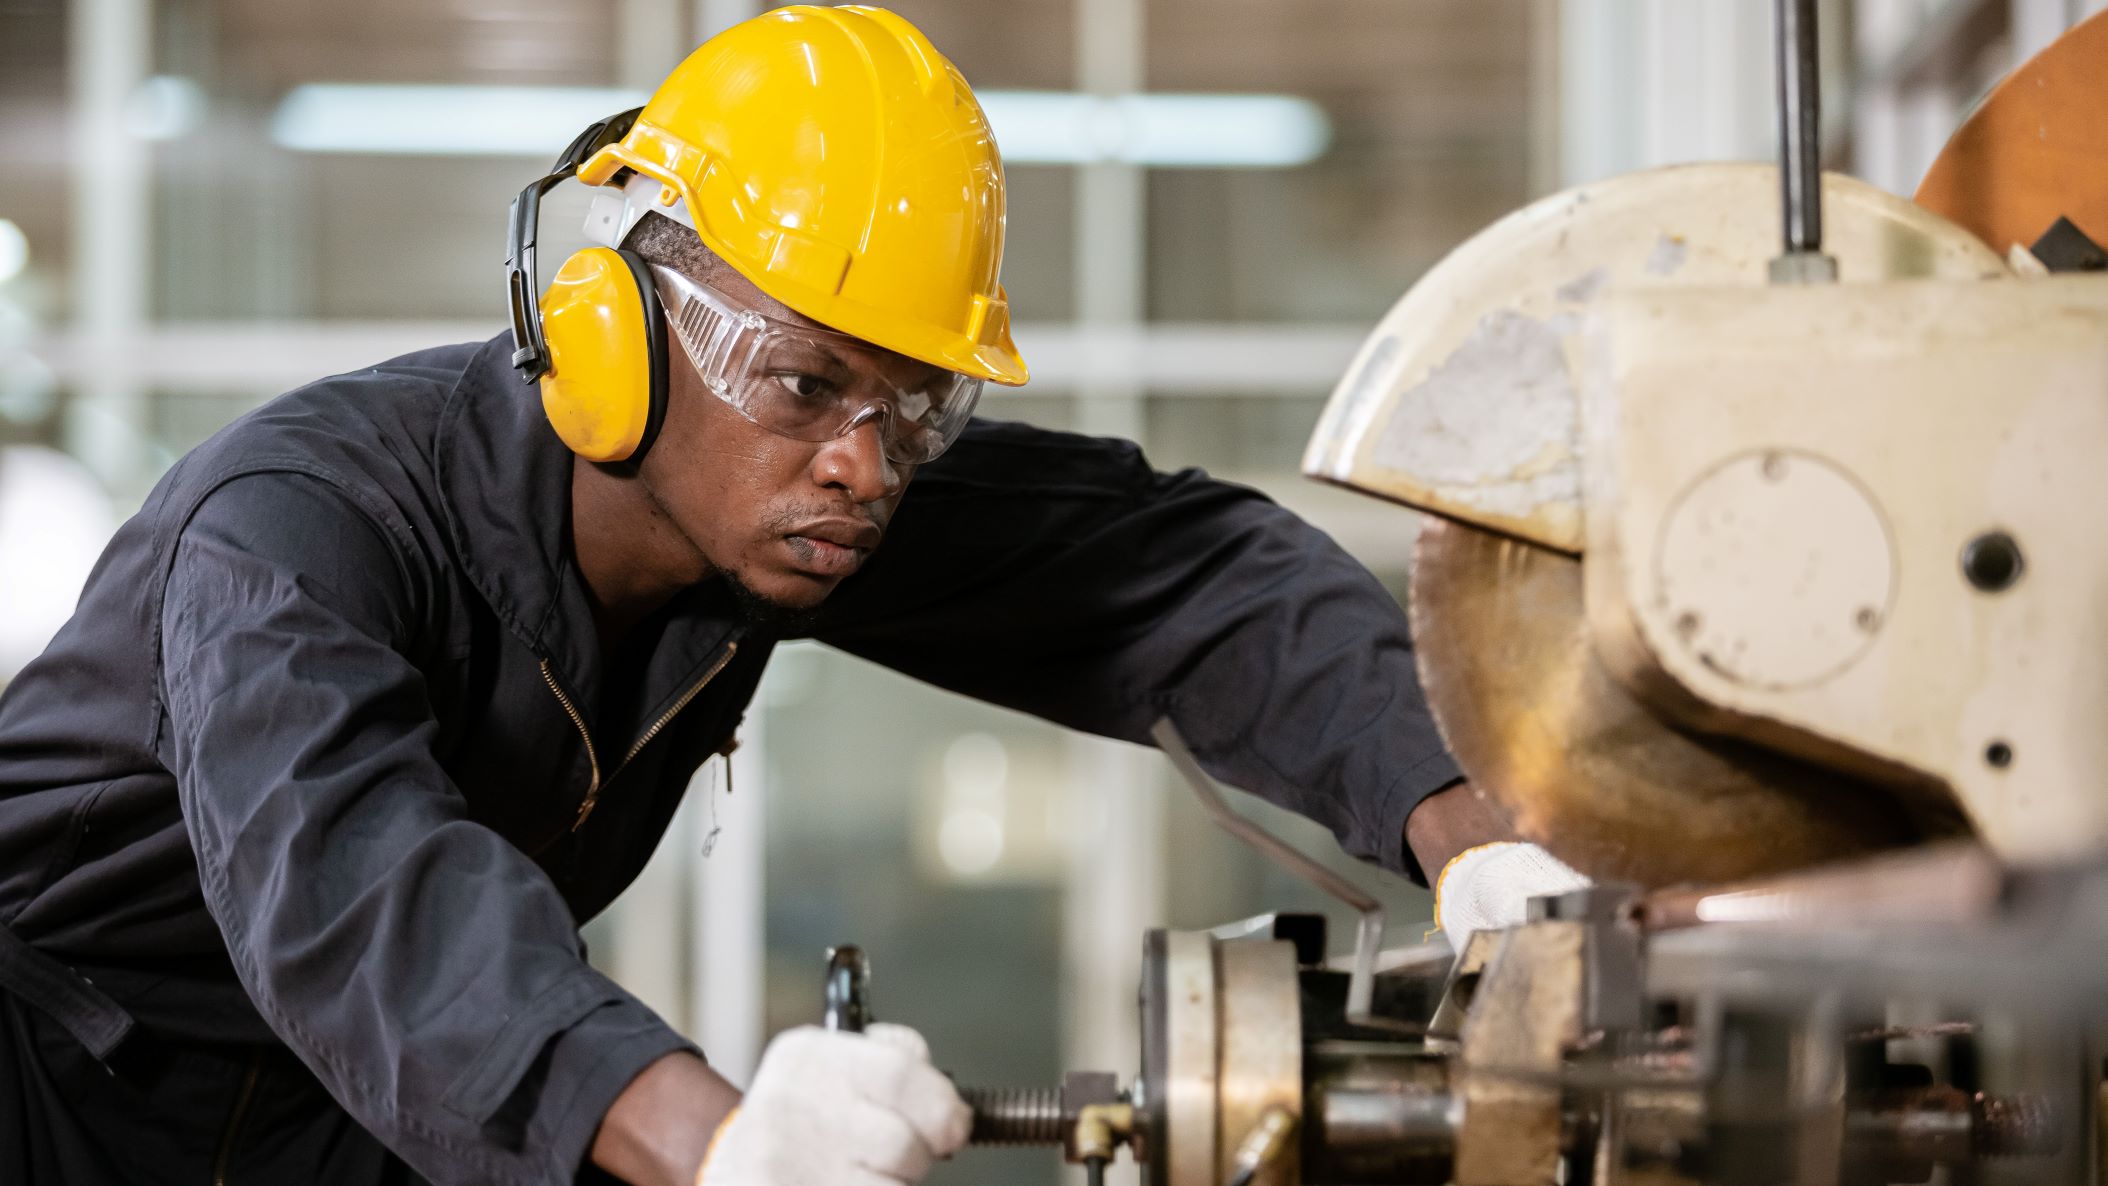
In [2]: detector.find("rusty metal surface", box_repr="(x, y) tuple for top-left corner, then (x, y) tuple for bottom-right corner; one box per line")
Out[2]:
(1409, 516), (1938, 887)
(1454, 921), (1586, 1186)
(1914, 8), (2108, 256)
(1214, 941), (1303, 1186)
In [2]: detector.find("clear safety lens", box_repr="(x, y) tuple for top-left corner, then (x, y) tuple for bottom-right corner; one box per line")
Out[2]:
(652, 265), (982, 465)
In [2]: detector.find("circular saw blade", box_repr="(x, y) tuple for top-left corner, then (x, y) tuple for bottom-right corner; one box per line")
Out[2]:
(1409, 516), (1938, 888)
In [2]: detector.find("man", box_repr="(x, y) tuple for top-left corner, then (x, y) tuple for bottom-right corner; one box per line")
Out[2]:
(0, 7), (1553, 1185)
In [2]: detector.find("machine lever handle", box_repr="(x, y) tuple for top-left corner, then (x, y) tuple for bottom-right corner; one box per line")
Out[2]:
(823, 944), (871, 1033)
(1151, 718), (1415, 1036)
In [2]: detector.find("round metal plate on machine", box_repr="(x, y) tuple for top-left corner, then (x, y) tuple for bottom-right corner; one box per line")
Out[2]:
(1655, 449), (1896, 690)
(1146, 932), (1303, 1186)
(1159, 930), (1218, 1186)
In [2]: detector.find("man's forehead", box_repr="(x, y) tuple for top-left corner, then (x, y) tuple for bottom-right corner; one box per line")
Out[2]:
(687, 260), (804, 327)
(675, 260), (946, 385)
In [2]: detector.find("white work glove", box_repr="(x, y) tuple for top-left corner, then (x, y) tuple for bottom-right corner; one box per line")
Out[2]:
(1434, 841), (1592, 948)
(697, 1023), (972, 1186)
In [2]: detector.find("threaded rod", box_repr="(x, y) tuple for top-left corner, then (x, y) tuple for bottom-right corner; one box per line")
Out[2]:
(963, 1086), (1065, 1145)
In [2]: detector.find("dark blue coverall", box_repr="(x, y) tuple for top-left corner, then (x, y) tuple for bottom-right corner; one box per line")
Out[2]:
(0, 333), (1460, 1184)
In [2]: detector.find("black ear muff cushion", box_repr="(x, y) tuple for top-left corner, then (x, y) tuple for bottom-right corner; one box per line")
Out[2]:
(616, 247), (670, 464)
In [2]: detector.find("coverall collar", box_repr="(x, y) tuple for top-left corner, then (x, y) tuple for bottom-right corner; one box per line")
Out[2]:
(434, 335), (580, 662)
(432, 333), (744, 720)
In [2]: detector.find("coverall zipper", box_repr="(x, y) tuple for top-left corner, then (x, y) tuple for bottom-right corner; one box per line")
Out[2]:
(610, 643), (739, 781)
(539, 661), (602, 826)
(541, 641), (739, 832)
(210, 1050), (265, 1186)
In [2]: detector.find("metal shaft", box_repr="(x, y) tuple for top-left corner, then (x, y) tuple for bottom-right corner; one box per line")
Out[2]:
(1774, 0), (1823, 256)
(1638, 844), (2003, 932)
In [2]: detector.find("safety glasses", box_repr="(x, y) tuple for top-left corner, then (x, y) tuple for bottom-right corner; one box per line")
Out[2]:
(651, 265), (983, 466)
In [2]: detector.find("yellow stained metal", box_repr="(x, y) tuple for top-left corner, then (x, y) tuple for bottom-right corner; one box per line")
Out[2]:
(1215, 941), (1302, 1186)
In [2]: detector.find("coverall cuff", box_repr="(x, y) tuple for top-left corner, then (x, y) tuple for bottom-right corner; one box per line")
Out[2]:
(538, 1003), (701, 1184)
(1376, 752), (1467, 886)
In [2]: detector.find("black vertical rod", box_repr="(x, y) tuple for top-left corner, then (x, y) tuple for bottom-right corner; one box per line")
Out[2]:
(1774, 0), (1824, 256)
(823, 945), (870, 1033)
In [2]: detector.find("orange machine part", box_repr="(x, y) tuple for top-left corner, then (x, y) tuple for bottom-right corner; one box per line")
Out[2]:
(1914, 8), (2108, 254)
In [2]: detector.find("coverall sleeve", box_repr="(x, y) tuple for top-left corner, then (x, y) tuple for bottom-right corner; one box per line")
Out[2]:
(160, 473), (692, 1186)
(811, 419), (1463, 882)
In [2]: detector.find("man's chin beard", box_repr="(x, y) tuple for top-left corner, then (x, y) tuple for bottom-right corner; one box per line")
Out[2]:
(719, 570), (826, 634)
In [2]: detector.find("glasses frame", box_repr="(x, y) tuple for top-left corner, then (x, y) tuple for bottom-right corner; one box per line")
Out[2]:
(650, 264), (983, 466)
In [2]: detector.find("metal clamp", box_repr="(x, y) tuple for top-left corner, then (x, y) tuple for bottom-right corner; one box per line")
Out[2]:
(1769, 0), (1837, 284)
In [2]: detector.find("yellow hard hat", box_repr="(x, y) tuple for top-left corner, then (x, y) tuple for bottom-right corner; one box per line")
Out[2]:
(575, 5), (1027, 387)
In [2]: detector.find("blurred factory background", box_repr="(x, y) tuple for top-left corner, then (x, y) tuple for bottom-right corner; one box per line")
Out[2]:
(0, 2), (2099, 1184)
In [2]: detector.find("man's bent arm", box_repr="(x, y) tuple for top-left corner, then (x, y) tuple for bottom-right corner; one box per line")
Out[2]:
(812, 420), (1464, 882)
(163, 474), (704, 1185)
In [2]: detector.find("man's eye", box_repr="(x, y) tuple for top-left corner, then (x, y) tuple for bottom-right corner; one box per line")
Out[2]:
(772, 373), (834, 401)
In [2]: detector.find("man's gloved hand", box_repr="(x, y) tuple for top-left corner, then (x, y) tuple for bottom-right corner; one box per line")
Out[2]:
(1434, 841), (1591, 947)
(697, 1023), (972, 1186)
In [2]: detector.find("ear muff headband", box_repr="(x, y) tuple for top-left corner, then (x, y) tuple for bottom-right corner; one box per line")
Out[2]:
(505, 108), (672, 464)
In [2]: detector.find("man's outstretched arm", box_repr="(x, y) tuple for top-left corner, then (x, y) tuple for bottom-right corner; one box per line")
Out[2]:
(811, 419), (1467, 883)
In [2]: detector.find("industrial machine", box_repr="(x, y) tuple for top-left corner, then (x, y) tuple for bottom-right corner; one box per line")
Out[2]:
(835, 6), (2108, 1184)
(835, 743), (2101, 1186)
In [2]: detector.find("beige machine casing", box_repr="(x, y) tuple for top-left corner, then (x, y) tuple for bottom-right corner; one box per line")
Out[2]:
(1585, 277), (2108, 860)
(1305, 161), (2108, 867)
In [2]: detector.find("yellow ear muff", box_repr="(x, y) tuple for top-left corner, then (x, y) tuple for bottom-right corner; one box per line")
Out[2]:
(538, 246), (668, 463)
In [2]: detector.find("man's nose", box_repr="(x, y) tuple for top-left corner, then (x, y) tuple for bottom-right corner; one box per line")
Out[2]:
(812, 414), (903, 503)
